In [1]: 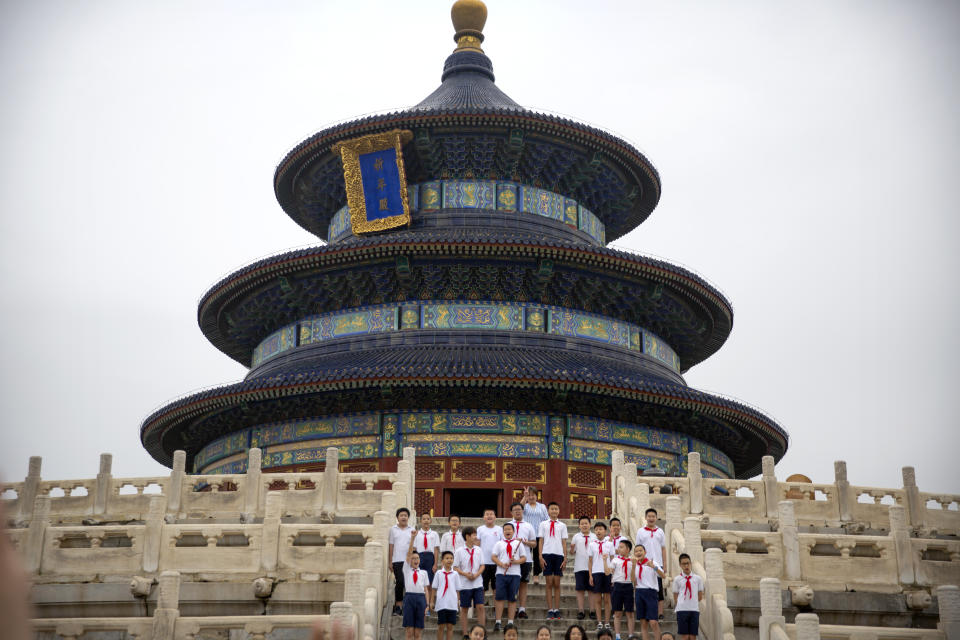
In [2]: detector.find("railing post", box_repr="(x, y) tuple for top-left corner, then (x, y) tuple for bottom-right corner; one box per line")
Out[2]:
(889, 504), (915, 585)
(402, 446), (416, 514)
(18, 456), (42, 522)
(364, 540), (385, 593)
(167, 450), (186, 518)
(151, 570), (181, 640)
(611, 449), (625, 517)
(688, 452), (703, 515)
(261, 491), (282, 573)
(665, 495), (683, 577)
(795, 613), (821, 640)
(762, 456), (779, 519)
(330, 601), (356, 637)
(758, 577), (785, 640)
(24, 494), (50, 574)
(94, 453), (113, 516)
(779, 500), (801, 581)
(902, 466), (923, 529)
(937, 585), (960, 640)
(143, 495), (165, 573)
(834, 460), (853, 523)
(345, 568), (366, 633)
(322, 447), (340, 517)
(244, 448), (263, 519)
(683, 516), (703, 566)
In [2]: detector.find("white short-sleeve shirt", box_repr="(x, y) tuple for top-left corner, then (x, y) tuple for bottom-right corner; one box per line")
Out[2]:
(431, 570), (461, 611)
(440, 530), (465, 555)
(672, 573), (704, 612)
(507, 519), (536, 561)
(414, 529), (440, 556)
(402, 561), (428, 594)
(634, 558), (662, 590)
(611, 555), (634, 583)
(389, 525), (415, 563)
(588, 537), (613, 574)
(538, 519), (568, 555)
(476, 524), (504, 564)
(635, 526), (666, 566)
(454, 546), (484, 590)
(492, 538), (527, 575)
(570, 531), (596, 572)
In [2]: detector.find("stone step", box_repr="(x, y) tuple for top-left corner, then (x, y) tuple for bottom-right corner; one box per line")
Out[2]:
(386, 611), (678, 640)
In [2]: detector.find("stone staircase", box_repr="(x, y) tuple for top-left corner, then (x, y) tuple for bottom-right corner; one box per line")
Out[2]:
(385, 518), (679, 639)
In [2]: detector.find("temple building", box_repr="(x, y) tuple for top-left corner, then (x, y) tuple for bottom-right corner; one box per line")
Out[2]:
(140, 0), (788, 518)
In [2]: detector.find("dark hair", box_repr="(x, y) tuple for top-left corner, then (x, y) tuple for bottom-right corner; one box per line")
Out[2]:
(659, 634), (676, 640)
(448, 513), (461, 521)
(618, 539), (633, 552)
(396, 507), (410, 518)
(563, 624), (587, 640)
(461, 525), (477, 538)
(644, 508), (658, 517)
(678, 552), (691, 563)
(484, 508), (496, 515)
(547, 501), (560, 509)
(441, 550), (454, 559)
(502, 623), (519, 638)
(594, 521), (607, 530)
(609, 517), (621, 526)
(578, 515), (591, 523)
(597, 629), (614, 640)
(502, 521), (515, 532)
(470, 624), (487, 639)
(535, 625), (551, 638)
(510, 501), (523, 511)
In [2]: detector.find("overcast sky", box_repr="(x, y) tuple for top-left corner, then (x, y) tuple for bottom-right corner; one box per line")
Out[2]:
(1, 1), (957, 496)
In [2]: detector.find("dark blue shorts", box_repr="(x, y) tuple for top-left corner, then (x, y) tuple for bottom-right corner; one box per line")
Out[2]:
(574, 570), (590, 591)
(657, 576), (664, 601)
(591, 572), (611, 594)
(419, 551), (435, 583)
(611, 582), (634, 612)
(437, 609), (457, 625)
(459, 587), (484, 608)
(495, 574), (520, 602)
(635, 588), (658, 621)
(677, 610), (700, 635)
(402, 592), (426, 628)
(542, 553), (564, 576)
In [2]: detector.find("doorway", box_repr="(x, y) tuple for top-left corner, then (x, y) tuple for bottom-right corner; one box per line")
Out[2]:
(446, 488), (502, 517)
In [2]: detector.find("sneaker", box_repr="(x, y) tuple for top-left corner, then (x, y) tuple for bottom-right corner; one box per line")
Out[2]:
(518, 610), (528, 619)
(494, 621), (502, 632)
(577, 611), (585, 620)
(597, 623), (604, 632)
(605, 623), (612, 630)
(589, 611), (597, 620)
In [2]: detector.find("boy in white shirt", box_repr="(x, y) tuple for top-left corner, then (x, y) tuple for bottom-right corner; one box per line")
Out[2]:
(570, 515), (595, 620)
(537, 501), (568, 620)
(388, 507), (415, 616)
(431, 550), (460, 640)
(476, 508), (504, 595)
(588, 521), (613, 631)
(440, 513), (465, 556)
(454, 526), (486, 637)
(508, 501), (537, 619)
(610, 539), (638, 640)
(415, 512), (441, 586)
(633, 541), (665, 640)
(402, 531), (429, 640)
(607, 517), (625, 550)
(671, 553), (704, 640)
(492, 521), (527, 631)
(634, 508), (666, 618)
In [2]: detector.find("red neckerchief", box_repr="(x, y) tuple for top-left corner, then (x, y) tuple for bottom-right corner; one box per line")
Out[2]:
(611, 535), (621, 547)
(637, 558), (648, 580)
(505, 539), (514, 558)
(583, 534), (589, 550)
(412, 570), (418, 585)
(514, 520), (523, 538)
(618, 555), (630, 577)
(684, 574), (693, 599)
(422, 531), (429, 550)
(549, 520), (556, 536)
(644, 526), (657, 538)
(467, 547), (476, 570)
(597, 540), (604, 555)
(442, 570), (452, 596)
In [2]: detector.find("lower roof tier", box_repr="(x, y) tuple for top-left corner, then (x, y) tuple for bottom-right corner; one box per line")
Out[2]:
(141, 343), (788, 478)
(193, 409), (735, 479)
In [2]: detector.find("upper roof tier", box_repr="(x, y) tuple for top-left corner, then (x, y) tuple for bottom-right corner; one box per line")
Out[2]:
(274, 1), (661, 244)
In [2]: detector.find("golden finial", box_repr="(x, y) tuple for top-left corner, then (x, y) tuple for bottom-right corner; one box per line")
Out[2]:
(451, 0), (487, 52)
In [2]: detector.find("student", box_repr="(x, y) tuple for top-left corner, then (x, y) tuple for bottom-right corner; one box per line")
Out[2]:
(588, 521), (613, 631)
(610, 539), (636, 640)
(597, 629), (614, 640)
(492, 521), (527, 631)
(477, 508), (504, 595)
(431, 550), (461, 640)
(538, 501), (568, 620)
(455, 526), (486, 638)
(502, 622), (520, 640)
(671, 554), (704, 640)
(415, 512), (441, 584)
(508, 501), (537, 619)
(523, 487), (549, 585)
(468, 624), (487, 640)
(389, 507), (415, 616)
(402, 531), (429, 640)
(440, 514), (465, 556)
(607, 517), (624, 549)
(634, 508), (666, 618)
(535, 625), (553, 640)
(659, 634), (675, 640)
(563, 624), (586, 640)
(633, 543), (664, 640)
(570, 515), (595, 620)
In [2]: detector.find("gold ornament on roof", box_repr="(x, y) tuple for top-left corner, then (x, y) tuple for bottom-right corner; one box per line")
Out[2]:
(451, 0), (487, 52)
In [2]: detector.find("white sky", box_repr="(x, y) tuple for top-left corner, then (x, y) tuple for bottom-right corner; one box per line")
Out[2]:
(1, 1), (957, 495)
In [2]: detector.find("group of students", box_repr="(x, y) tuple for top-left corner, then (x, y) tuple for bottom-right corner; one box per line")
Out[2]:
(387, 501), (704, 640)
